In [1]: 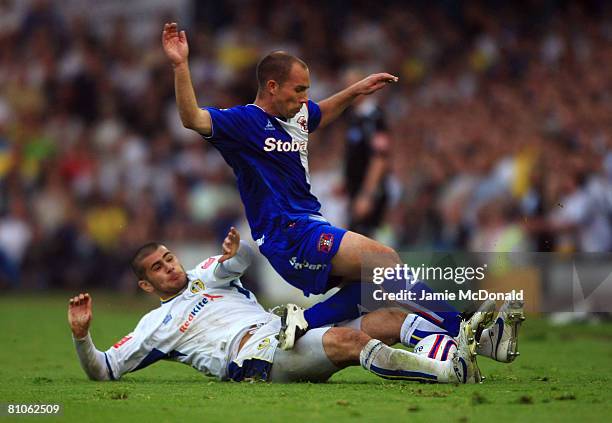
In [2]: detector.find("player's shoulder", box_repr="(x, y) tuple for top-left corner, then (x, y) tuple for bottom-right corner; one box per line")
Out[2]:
(208, 104), (269, 128)
(187, 255), (222, 279)
(193, 255), (222, 271)
(208, 104), (261, 117)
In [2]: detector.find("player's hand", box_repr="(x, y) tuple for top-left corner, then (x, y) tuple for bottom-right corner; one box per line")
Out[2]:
(354, 73), (399, 95)
(219, 227), (240, 263)
(68, 293), (93, 339)
(162, 22), (189, 66)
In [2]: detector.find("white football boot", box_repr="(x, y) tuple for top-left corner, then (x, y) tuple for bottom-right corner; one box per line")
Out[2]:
(448, 300), (495, 383)
(477, 299), (525, 362)
(452, 319), (482, 383)
(467, 299), (496, 342)
(272, 303), (309, 350)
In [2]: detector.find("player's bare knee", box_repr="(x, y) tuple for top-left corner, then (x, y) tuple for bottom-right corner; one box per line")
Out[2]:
(361, 308), (406, 345)
(365, 241), (400, 267)
(322, 328), (370, 367)
(364, 244), (401, 279)
(387, 308), (408, 325)
(376, 308), (406, 326)
(381, 245), (401, 265)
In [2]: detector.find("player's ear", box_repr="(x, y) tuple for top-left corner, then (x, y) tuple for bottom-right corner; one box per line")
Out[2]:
(138, 280), (155, 293)
(267, 79), (279, 95)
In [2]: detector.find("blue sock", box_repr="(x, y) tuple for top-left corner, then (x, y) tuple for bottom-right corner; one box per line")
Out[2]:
(303, 283), (363, 328)
(383, 278), (461, 337)
(408, 281), (461, 336)
(400, 314), (450, 347)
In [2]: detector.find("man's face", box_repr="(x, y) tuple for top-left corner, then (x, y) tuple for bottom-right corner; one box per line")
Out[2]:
(139, 246), (187, 297)
(273, 63), (310, 119)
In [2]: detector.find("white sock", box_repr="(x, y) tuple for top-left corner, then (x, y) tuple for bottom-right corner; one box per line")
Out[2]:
(359, 339), (455, 383)
(400, 314), (449, 347)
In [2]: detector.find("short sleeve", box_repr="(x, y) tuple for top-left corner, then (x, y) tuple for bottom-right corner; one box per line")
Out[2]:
(307, 100), (322, 133)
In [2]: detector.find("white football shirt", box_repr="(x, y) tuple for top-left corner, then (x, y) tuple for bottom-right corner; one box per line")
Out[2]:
(103, 255), (275, 380)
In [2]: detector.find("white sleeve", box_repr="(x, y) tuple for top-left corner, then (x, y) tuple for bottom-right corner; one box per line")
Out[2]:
(73, 333), (111, 381)
(190, 242), (253, 289)
(214, 241), (253, 279)
(103, 327), (162, 380)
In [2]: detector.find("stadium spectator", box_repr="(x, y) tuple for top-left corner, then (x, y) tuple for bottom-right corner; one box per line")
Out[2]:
(1, 0), (612, 292)
(342, 68), (392, 237)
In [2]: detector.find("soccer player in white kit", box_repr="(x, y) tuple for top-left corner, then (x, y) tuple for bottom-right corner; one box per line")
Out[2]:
(68, 228), (519, 384)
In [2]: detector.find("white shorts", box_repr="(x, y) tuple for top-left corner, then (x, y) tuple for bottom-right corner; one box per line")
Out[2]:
(269, 326), (339, 383)
(228, 316), (353, 383)
(227, 317), (281, 381)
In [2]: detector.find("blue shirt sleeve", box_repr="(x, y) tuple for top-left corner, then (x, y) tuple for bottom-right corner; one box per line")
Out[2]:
(204, 106), (246, 147)
(307, 100), (322, 133)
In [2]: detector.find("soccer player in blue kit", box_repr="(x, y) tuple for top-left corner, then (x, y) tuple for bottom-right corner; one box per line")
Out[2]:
(161, 23), (505, 355)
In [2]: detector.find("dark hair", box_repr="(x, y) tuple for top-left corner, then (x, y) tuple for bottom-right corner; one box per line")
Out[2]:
(256, 51), (307, 89)
(130, 242), (163, 280)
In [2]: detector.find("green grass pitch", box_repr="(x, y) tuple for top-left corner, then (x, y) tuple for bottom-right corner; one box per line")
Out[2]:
(1, 294), (611, 422)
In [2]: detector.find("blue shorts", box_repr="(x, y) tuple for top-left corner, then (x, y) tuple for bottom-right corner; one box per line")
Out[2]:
(258, 215), (347, 296)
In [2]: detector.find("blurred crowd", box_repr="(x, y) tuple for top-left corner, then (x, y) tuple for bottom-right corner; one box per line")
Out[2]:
(2, 0), (612, 290)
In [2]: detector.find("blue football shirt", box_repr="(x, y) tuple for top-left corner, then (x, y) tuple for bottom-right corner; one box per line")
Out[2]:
(203, 100), (323, 240)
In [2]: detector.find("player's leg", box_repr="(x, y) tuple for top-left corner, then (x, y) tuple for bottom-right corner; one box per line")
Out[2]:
(270, 326), (480, 384)
(278, 283), (462, 350)
(268, 327), (340, 383)
(347, 307), (495, 382)
(274, 283), (364, 351)
(279, 281), (463, 350)
(330, 231), (463, 335)
(340, 308), (450, 347)
(330, 231), (400, 280)
(274, 223), (461, 348)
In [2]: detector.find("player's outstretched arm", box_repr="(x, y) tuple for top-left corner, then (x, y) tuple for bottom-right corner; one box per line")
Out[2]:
(214, 227), (254, 279)
(219, 226), (241, 263)
(68, 293), (111, 381)
(162, 22), (212, 136)
(318, 73), (398, 129)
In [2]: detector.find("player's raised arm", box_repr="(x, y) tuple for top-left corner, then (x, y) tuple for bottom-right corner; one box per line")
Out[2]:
(68, 293), (93, 339)
(318, 73), (398, 129)
(68, 293), (111, 381)
(218, 226), (241, 263)
(214, 227), (254, 280)
(162, 22), (212, 136)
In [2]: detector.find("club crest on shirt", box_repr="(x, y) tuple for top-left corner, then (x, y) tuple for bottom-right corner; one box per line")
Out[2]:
(190, 279), (205, 294)
(297, 115), (308, 133)
(318, 233), (334, 254)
